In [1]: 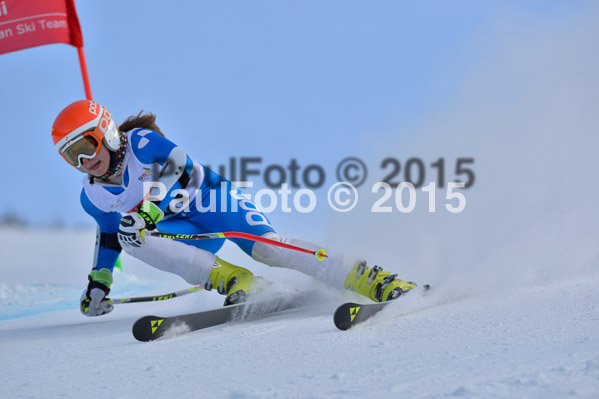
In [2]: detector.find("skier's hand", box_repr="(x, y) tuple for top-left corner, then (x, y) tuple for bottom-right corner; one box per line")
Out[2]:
(80, 268), (114, 317)
(118, 212), (149, 247)
(117, 202), (163, 248)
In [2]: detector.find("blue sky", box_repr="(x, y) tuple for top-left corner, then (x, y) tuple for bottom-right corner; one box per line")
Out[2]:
(0, 1), (593, 231)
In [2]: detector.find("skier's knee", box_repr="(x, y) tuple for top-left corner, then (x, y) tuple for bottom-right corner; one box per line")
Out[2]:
(252, 232), (286, 266)
(119, 237), (217, 285)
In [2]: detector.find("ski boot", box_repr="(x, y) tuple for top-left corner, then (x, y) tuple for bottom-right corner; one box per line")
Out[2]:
(205, 258), (261, 306)
(344, 260), (417, 302)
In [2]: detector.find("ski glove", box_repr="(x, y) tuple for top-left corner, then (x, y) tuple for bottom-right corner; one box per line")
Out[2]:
(80, 268), (114, 317)
(117, 202), (164, 248)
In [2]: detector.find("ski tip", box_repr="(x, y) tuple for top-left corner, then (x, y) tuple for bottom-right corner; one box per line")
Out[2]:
(333, 303), (361, 331)
(132, 315), (165, 342)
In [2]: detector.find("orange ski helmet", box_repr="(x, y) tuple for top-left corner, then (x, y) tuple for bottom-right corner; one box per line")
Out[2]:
(52, 100), (120, 168)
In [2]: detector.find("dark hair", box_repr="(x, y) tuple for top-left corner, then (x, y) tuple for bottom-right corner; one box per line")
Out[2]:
(119, 111), (165, 137)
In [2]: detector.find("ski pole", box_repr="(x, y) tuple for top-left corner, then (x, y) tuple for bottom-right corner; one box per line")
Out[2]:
(109, 285), (203, 304)
(143, 231), (328, 261)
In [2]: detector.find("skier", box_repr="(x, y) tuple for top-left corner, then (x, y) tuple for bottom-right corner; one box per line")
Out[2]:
(51, 100), (416, 316)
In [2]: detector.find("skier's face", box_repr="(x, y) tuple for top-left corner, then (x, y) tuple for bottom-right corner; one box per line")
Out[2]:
(80, 144), (110, 177)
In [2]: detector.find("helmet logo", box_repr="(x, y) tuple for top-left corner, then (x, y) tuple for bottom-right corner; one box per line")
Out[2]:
(88, 101), (100, 116)
(97, 108), (112, 134)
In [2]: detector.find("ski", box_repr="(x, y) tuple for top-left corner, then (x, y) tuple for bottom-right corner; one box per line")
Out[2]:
(334, 284), (431, 330)
(132, 290), (318, 342)
(333, 301), (392, 330)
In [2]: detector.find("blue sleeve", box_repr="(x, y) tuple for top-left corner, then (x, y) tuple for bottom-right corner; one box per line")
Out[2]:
(81, 189), (121, 271)
(130, 129), (178, 164)
(130, 129), (194, 213)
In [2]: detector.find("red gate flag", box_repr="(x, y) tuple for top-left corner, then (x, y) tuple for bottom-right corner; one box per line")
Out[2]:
(0, 0), (92, 99)
(0, 0), (83, 55)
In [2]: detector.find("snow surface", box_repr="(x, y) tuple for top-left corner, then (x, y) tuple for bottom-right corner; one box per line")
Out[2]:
(1, 227), (598, 398)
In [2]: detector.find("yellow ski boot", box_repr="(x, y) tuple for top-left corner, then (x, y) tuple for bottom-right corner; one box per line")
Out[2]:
(206, 258), (258, 305)
(344, 260), (417, 302)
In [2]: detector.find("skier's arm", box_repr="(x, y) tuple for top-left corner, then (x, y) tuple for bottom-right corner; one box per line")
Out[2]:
(81, 190), (122, 272)
(130, 129), (194, 215)
(80, 190), (120, 316)
(118, 129), (195, 247)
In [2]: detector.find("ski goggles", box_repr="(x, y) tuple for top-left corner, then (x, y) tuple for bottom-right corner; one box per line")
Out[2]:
(60, 131), (102, 168)
(55, 106), (118, 168)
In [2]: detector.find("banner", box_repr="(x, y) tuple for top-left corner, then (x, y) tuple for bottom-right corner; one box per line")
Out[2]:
(0, 0), (83, 55)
